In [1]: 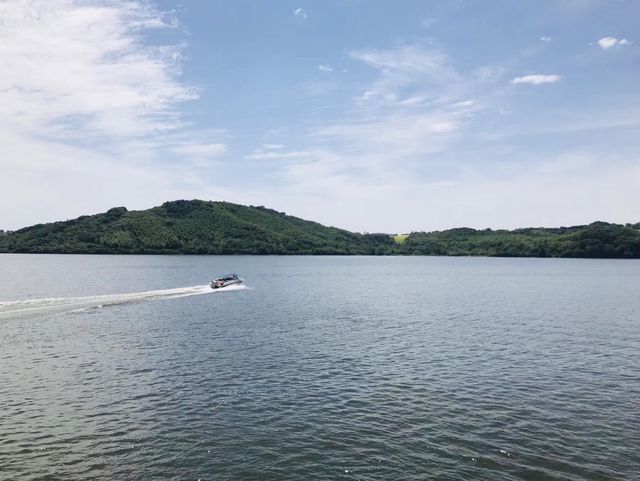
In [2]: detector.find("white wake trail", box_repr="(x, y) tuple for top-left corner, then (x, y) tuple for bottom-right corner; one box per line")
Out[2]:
(0, 283), (247, 318)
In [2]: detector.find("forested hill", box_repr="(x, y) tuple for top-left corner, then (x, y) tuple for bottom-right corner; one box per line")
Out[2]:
(402, 222), (640, 258)
(0, 200), (395, 255)
(0, 200), (639, 257)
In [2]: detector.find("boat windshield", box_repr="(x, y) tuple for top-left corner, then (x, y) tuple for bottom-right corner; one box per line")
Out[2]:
(217, 274), (238, 281)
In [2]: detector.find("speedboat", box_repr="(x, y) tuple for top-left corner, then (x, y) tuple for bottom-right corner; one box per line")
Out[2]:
(210, 273), (243, 289)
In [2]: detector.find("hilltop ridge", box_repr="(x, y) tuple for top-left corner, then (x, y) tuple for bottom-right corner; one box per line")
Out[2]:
(1, 200), (639, 257)
(0, 200), (394, 255)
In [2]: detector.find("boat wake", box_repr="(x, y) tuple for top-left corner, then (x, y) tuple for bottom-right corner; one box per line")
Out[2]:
(0, 283), (247, 319)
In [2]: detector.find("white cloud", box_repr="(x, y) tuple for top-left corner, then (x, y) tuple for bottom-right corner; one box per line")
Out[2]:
(4, 3), (636, 233)
(0, 0), (224, 229)
(240, 42), (638, 232)
(540, 36), (552, 42)
(318, 64), (333, 72)
(335, 44), (491, 142)
(314, 114), (459, 159)
(347, 45), (475, 123)
(293, 8), (307, 19)
(349, 45), (460, 82)
(0, 131), (226, 229)
(251, 45), (500, 198)
(241, 43), (640, 232)
(511, 74), (561, 85)
(240, 151), (640, 233)
(0, 0), (196, 139)
(597, 36), (632, 49)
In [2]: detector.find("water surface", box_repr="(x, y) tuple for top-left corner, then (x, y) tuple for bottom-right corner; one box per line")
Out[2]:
(1, 255), (639, 480)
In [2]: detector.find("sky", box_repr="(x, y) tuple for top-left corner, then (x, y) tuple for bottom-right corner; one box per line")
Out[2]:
(1, 0), (639, 233)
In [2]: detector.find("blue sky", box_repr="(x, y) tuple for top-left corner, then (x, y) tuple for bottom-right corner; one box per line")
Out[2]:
(1, 0), (638, 232)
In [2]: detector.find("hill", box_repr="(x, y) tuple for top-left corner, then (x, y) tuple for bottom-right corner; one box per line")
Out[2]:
(0, 200), (639, 257)
(403, 222), (640, 258)
(0, 200), (395, 255)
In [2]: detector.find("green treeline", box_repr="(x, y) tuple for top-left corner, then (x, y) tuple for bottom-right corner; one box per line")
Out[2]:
(0, 201), (393, 255)
(0, 200), (638, 258)
(403, 223), (640, 258)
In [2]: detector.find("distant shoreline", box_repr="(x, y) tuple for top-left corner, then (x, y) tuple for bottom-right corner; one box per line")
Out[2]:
(1, 200), (639, 259)
(1, 252), (638, 260)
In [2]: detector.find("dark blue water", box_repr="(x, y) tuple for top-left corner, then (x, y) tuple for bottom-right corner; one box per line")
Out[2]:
(1, 255), (639, 480)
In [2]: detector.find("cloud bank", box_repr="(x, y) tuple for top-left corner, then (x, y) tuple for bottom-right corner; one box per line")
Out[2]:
(0, 0), (195, 139)
(0, 0), (226, 228)
(1, 2), (638, 233)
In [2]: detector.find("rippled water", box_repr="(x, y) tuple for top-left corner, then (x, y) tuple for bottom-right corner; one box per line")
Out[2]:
(1, 255), (639, 480)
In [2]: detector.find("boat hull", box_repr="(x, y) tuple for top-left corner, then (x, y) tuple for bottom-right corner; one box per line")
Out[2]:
(210, 279), (243, 289)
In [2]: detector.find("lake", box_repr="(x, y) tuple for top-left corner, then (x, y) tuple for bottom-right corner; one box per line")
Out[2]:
(1, 255), (639, 480)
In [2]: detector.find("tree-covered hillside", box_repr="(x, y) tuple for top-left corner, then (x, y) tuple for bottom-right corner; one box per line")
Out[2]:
(402, 222), (640, 258)
(0, 200), (395, 255)
(0, 200), (638, 257)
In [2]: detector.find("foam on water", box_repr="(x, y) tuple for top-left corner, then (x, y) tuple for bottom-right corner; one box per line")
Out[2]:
(0, 283), (247, 317)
